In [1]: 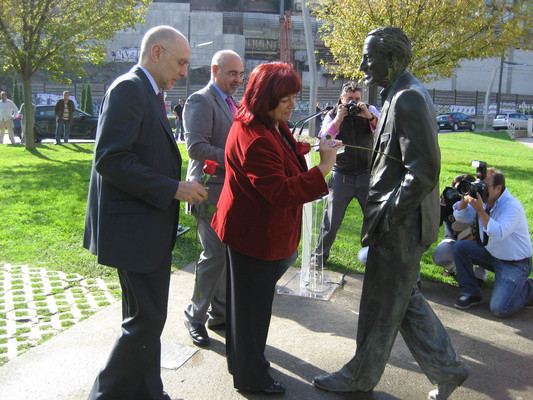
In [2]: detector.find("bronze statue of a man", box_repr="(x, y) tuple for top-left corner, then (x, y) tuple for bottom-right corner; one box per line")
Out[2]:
(313, 27), (470, 400)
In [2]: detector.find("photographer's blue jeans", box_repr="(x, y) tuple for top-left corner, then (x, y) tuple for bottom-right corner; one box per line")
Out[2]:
(55, 119), (70, 143)
(453, 240), (533, 317)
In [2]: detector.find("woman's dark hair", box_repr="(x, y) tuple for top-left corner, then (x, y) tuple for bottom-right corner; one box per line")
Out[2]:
(236, 62), (301, 129)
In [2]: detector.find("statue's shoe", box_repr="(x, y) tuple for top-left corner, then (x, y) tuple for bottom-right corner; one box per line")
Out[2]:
(313, 366), (371, 394)
(428, 367), (470, 400)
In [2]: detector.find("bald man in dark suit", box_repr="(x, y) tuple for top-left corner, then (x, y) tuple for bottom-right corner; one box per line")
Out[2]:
(83, 25), (207, 400)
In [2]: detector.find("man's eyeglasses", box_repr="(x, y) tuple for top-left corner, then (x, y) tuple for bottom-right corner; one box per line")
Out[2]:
(160, 46), (189, 67)
(223, 70), (246, 79)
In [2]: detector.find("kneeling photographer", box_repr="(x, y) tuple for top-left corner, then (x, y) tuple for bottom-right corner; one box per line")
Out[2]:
(433, 173), (488, 284)
(452, 163), (533, 317)
(313, 82), (379, 266)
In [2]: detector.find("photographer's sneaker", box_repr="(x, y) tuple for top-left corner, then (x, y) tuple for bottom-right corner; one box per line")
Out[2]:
(454, 295), (482, 309)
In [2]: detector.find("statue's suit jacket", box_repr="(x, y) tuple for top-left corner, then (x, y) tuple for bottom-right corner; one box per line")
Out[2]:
(83, 66), (182, 272)
(183, 82), (234, 213)
(361, 70), (440, 247)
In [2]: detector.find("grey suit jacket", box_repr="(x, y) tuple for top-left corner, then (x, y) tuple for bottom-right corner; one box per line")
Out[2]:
(183, 82), (234, 214)
(83, 66), (182, 272)
(361, 70), (440, 247)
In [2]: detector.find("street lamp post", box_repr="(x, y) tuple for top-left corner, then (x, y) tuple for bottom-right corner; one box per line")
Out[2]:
(495, 57), (528, 116)
(496, 56), (504, 115)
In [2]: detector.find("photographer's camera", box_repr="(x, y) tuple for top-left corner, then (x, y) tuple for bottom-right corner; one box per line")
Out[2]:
(344, 100), (367, 117)
(442, 186), (462, 205)
(451, 160), (489, 203)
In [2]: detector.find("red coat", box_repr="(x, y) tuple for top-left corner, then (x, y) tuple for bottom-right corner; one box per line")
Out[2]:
(212, 120), (328, 260)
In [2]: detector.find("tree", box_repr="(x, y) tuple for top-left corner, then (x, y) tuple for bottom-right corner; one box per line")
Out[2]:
(12, 75), (22, 108)
(85, 83), (94, 116)
(0, 0), (150, 149)
(80, 83), (86, 113)
(313, 0), (533, 83)
(17, 79), (23, 108)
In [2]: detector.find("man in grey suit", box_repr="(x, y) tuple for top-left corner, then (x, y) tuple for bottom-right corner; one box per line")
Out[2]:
(313, 27), (469, 400)
(183, 49), (244, 346)
(83, 26), (207, 400)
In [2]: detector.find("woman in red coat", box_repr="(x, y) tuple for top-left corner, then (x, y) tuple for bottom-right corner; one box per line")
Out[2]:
(211, 62), (343, 394)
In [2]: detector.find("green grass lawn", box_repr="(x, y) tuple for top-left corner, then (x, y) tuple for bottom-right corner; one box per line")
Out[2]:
(0, 142), (197, 281)
(0, 131), (532, 286)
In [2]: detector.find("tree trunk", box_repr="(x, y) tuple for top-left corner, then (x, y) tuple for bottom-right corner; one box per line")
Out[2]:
(22, 74), (36, 150)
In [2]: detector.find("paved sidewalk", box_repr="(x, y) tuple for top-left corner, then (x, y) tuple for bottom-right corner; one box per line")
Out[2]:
(0, 264), (120, 363)
(515, 136), (533, 149)
(1, 262), (532, 400)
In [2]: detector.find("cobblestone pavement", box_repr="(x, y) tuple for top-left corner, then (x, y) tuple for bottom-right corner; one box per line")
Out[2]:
(0, 263), (120, 365)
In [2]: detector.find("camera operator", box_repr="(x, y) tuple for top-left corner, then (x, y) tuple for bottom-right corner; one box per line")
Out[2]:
(313, 82), (379, 265)
(452, 167), (533, 316)
(433, 174), (488, 284)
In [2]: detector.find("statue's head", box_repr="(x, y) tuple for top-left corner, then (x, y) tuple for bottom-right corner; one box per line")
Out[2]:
(359, 27), (412, 87)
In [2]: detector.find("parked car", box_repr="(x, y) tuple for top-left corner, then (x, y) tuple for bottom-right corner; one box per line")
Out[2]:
(14, 105), (98, 142)
(492, 112), (528, 131)
(436, 113), (476, 132)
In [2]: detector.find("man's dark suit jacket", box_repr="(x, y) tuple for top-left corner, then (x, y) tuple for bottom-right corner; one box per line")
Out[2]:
(83, 66), (182, 272)
(361, 70), (440, 247)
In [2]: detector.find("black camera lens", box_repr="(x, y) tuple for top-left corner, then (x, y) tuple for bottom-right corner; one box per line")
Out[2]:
(457, 179), (488, 202)
(457, 180), (472, 196)
(345, 100), (361, 117)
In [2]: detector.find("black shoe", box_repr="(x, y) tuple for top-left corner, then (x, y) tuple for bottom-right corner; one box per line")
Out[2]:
(262, 381), (286, 395)
(207, 322), (225, 331)
(454, 295), (482, 309)
(184, 320), (210, 346)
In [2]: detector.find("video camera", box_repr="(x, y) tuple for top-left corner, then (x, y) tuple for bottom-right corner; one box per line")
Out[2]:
(442, 160), (488, 204)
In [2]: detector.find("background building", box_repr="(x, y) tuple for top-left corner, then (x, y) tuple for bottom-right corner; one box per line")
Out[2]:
(2, 0), (532, 120)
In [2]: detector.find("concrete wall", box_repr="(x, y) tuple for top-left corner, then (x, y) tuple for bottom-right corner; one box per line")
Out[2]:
(425, 50), (533, 96)
(106, 3), (245, 70)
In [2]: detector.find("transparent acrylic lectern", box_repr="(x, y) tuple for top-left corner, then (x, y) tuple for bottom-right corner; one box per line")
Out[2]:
(277, 152), (341, 300)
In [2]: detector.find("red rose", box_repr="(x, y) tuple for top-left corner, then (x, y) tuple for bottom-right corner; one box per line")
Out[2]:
(203, 160), (219, 176)
(295, 141), (311, 156)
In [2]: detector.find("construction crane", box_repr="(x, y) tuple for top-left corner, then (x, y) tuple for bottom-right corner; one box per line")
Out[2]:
(279, 3), (293, 65)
